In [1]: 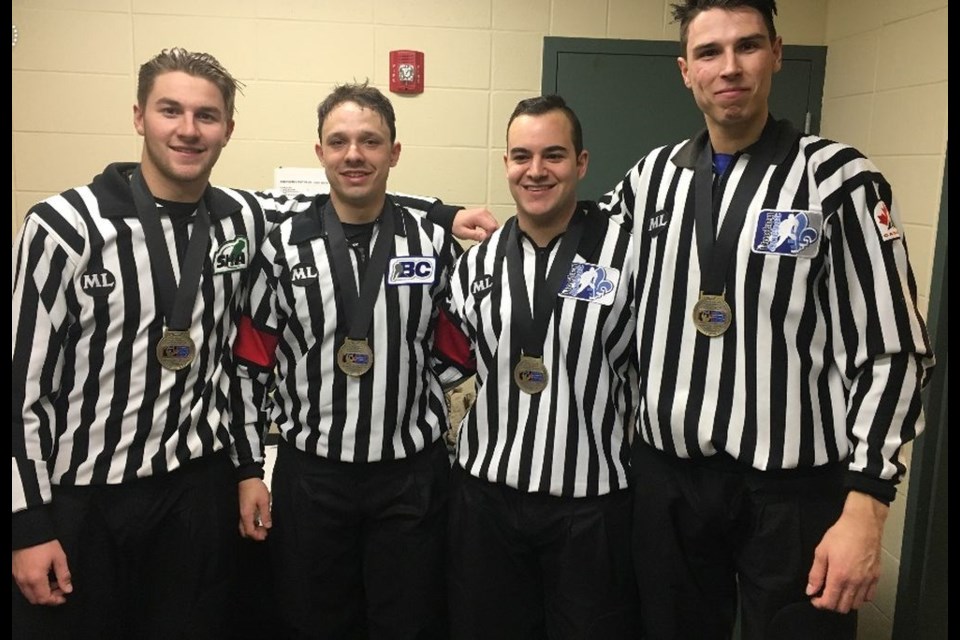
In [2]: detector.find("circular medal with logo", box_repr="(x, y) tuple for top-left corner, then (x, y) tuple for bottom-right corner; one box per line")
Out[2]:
(692, 293), (732, 337)
(157, 329), (196, 371)
(337, 338), (374, 377)
(514, 355), (549, 394)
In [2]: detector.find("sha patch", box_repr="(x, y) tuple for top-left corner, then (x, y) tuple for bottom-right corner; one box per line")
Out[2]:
(557, 262), (620, 306)
(213, 236), (249, 274)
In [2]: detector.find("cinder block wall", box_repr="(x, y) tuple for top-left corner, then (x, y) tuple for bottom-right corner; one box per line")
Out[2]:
(12, 2), (946, 638)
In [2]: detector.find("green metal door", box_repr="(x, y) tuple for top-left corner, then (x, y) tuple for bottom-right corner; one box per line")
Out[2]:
(542, 37), (826, 201)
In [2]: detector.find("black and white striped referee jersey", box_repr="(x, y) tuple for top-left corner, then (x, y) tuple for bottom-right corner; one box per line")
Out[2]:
(599, 117), (934, 500)
(12, 161), (457, 537)
(440, 201), (637, 498)
(229, 197), (461, 471)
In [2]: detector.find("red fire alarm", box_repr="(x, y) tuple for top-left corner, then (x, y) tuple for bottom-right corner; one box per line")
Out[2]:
(389, 50), (424, 94)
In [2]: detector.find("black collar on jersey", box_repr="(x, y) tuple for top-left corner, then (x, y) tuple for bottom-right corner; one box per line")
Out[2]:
(89, 162), (242, 220)
(130, 167), (211, 331)
(671, 115), (800, 170)
(288, 195), (410, 245)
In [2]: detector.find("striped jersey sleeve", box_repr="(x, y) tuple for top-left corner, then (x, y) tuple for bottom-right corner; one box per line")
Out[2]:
(445, 203), (638, 498)
(229, 198), (460, 465)
(599, 122), (934, 500)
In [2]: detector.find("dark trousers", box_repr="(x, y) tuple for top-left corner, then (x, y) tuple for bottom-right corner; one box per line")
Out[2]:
(269, 438), (450, 640)
(12, 451), (239, 640)
(447, 465), (640, 640)
(631, 443), (858, 640)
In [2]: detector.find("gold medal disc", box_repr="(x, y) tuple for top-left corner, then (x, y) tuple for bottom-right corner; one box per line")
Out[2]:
(337, 338), (374, 377)
(157, 329), (196, 371)
(692, 293), (732, 337)
(514, 355), (549, 394)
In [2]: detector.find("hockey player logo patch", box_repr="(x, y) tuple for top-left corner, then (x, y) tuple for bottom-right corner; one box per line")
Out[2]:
(752, 210), (822, 258)
(387, 257), (436, 285)
(213, 236), (249, 274)
(558, 262), (619, 306)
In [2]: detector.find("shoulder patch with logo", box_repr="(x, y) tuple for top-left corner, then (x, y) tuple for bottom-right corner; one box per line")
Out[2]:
(387, 256), (436, 285)
(213, 236), (249, 274)
(290, 263), (320, 287)
(80, 269), (117, 297)
(558, 262), (620, 306)
(872, 201), (900, 242)
(751, 210), (822, 258)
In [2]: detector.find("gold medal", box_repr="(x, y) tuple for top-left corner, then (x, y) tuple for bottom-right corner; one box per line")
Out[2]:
(337, 338), (374, 377)
(514, 355), (548, 394)
(692, 293), (732, 337)
(156, 329), (196, 371)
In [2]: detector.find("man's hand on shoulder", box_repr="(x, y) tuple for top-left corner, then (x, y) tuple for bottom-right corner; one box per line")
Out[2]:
(452, 208), (499, 243)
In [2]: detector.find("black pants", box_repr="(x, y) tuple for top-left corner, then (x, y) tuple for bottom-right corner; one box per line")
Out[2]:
(631, 443), (858, 640)
(447, 465), (640, 640)
(269, 438), (450, 640)
(12, 451), (239, 640)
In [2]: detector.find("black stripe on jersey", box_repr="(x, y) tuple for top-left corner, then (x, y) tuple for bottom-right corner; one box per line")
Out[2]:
(398, 214), (426, 456)
(814, 145), (865, 186)
(637, 158), (681, 450)
(32, 200), (86, 256)
(92, 216), (143, 484)
(60, 191), (110, 486)
(12, 227), (60, 481)
(755, 151), (798, 468)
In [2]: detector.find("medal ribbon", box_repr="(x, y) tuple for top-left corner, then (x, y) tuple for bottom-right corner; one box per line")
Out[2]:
(693, 135), (774, 297)
(505, 209), (586, 359)
(323, 199), (397, 342)
(130, 167), (211, 331)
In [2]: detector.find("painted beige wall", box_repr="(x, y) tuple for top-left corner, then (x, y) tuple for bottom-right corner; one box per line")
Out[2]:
(11, 1), (946, 638)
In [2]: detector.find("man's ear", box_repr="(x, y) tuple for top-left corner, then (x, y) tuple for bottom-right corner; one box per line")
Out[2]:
(577, 150), (589, 179)
(133, 104), (145, 136)
(678, 56), (692, 89)
(390, 141), (402, 168)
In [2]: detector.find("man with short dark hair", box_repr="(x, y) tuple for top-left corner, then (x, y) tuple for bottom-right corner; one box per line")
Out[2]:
(599, 2), (935, 638)
(229, 82), (462, 639)
(438, 94), (640, 639)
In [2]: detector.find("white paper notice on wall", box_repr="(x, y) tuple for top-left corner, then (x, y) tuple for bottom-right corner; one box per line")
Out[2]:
(274, 167), (329, 196)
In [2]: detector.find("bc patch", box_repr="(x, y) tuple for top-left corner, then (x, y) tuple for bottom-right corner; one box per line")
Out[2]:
(557, 262), (620, 306)
(387, 257), (436, 285)
(751, 210), (822, 257)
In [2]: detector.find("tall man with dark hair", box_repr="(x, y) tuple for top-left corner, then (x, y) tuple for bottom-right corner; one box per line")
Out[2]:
(12, 49), (494, 639)
(438, 95), (640, 639)
(229, 82), (462, 639)
(599, 2), (935, 638)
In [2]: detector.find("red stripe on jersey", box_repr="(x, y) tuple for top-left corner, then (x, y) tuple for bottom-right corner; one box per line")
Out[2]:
(434, 309), (475, 372)
(234, 316), (279, 368)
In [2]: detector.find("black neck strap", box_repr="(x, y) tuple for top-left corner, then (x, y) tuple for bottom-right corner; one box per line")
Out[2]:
(505, 209), (586, 358)
(130, 167), (211, 330)
(693, 142), (770, 295)
(323, 199), (397, 341)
